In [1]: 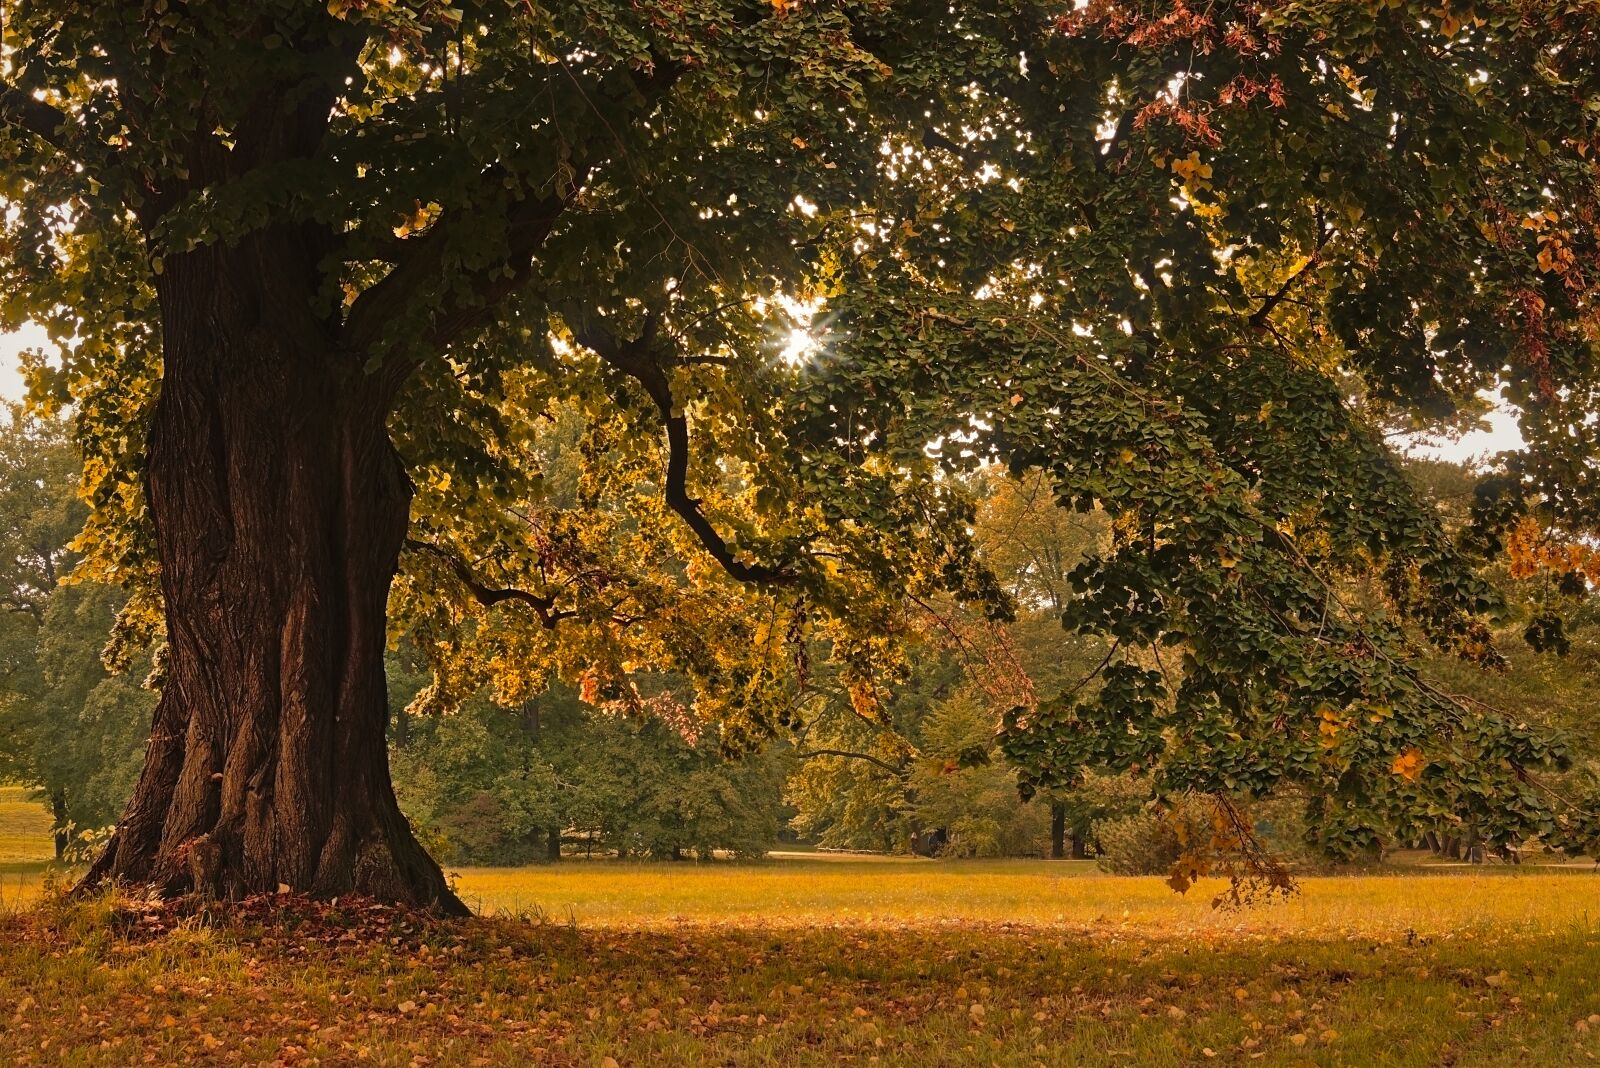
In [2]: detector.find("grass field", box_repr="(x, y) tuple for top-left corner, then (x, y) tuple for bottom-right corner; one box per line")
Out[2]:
(0, 785), (56, 914)
(451, 858), (1600, 939)
(1, 793), (1597, 1066)
(0, 785), (55, 865)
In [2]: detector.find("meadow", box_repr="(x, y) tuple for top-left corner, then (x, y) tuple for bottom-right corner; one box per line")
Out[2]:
(1, 789), (1598, 1066)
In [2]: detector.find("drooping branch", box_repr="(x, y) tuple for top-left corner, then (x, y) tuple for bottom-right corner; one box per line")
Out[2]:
(406, 539), (574, 629)
(576, 318), (793, 586)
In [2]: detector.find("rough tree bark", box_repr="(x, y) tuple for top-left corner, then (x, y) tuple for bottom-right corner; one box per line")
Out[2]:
(1049, 801), (1066, 860)
(77, 236), (464, 914)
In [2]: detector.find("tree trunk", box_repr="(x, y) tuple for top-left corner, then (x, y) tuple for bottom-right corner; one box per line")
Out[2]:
(77, 241), (463, 914)
(546, 827), (561, 862)
(392, 703), (411, 749)
(51, 789), (69, 862)
(1050, 801), (1066, 860)
(1070, 830), (1088, 860)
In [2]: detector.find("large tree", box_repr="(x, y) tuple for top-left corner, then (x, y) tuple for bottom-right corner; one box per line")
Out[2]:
(3, 1), (1598, 910)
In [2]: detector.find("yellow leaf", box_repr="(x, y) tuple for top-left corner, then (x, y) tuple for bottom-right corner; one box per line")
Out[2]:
(1391, 748), (1426, 782)
(393, 200), (437, 239)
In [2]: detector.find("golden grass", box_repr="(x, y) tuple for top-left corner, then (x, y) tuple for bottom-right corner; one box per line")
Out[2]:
(0, 785), (56, 913)
(451, 858), (1600, 940)
(1, 790), (1598, 1065)
(2, 785), (1596, 937)
(0, 785), (54, 865)
(7, 854), (1598, 941)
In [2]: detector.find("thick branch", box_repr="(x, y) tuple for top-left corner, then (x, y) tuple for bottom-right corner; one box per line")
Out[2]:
(343, 57), (685, 407)
(0, 597), (45, 625)
(343, 178), (585, 407)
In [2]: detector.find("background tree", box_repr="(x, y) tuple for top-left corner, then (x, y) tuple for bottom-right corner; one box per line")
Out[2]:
(901, 687), (1048, 858)
(0, 405), (80, 855)
(390, 680), (786, 865)
(787, 469), (1118, 858)
(1397, 457), (1600, 859)
(0, 408), (154, 858)
(785, 644), (960, 854)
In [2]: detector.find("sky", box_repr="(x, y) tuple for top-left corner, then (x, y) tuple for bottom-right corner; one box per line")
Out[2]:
(1, 326), (1522, 462)
(1407, 403), (1525, 465)
(1, 325), (45, 404)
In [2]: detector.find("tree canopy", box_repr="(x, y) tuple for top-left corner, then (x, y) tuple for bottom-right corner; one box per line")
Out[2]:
(1, 0), (1598, 906)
